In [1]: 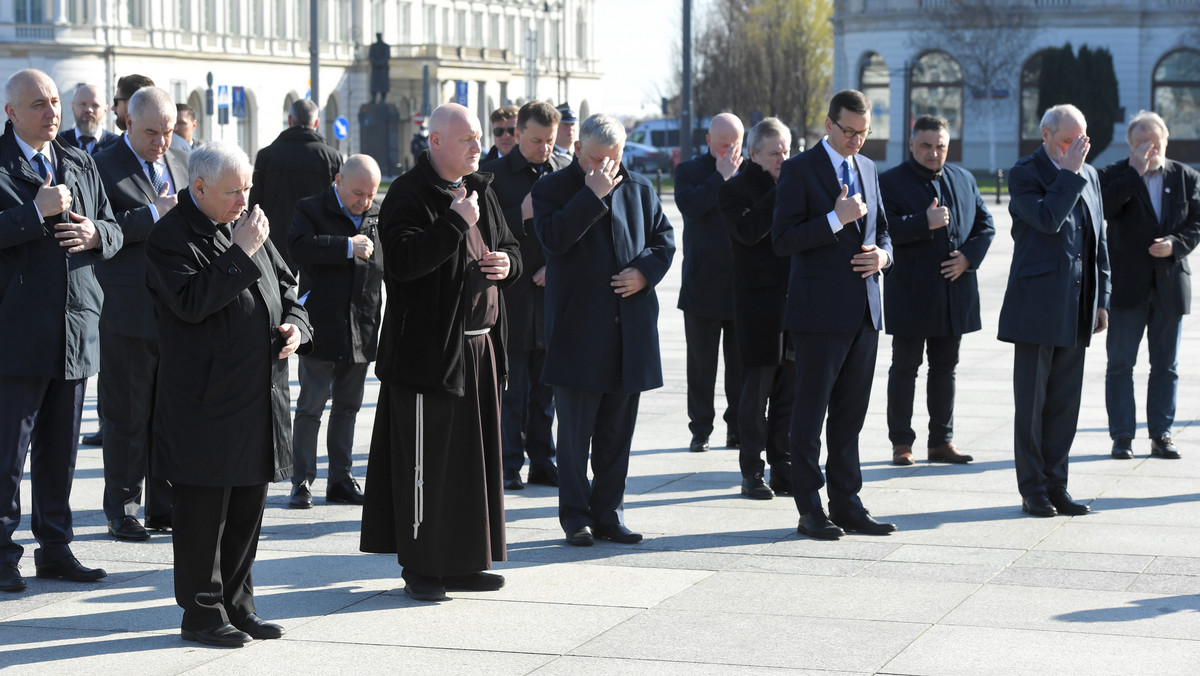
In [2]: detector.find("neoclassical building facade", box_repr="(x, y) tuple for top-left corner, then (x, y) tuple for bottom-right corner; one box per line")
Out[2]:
(833, 0), (1199, 169)
(0, 0), (600, 166)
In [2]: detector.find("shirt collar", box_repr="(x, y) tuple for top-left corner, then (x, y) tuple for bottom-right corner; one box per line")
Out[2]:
(822, 137), (853, 172)
(14, 132), (54, 168)
(123, 132), (164, 167)
(332, 184), (362, 222)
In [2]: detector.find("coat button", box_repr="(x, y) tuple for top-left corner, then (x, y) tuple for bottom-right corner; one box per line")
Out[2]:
(614, 315), (620, 324)
(227, 266), (238, 275)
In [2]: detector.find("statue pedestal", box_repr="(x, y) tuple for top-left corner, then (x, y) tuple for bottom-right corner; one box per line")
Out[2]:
(358, 103), (400, 174)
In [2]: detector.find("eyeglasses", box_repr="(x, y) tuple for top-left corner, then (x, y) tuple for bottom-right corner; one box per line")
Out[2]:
(831, 119), (871, 140)
(492, 126), (516, 138)
(113, 97), (128, 106)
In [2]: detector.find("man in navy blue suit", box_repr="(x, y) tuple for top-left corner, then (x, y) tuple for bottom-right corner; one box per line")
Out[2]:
(999, 104), (1108, 518)
(57, 85), (119, 156)
(772, 90), (896, 540)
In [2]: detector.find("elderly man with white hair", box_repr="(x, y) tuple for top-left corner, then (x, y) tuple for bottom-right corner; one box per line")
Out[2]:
(146, 140), (312, 647)
(1098, 110), (1200, 461)
(360, 103), (521, 603)
(532, 113), (675, 547)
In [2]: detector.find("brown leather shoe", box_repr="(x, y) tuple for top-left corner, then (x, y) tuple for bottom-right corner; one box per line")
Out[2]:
(892, 444), (914, 466)
(928, 442), (973, 464)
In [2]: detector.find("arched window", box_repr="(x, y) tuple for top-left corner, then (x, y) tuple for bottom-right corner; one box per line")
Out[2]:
(324, 94), (340, 153)
(1153, 49), (1200, 162)
(1018, 50), (1050, 157)
(859, 52), (889, 161)
(238, 89), (257, 156)
(909, 50), (962, 161)
(186, 90), (206, 145)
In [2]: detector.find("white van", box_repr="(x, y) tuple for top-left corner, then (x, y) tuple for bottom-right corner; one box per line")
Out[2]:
(627, 118), (711, 156)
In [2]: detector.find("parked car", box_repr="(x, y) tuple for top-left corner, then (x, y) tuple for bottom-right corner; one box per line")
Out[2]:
(622, 141), (672, 174)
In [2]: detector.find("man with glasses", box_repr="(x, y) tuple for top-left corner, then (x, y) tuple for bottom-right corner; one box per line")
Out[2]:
(112, 74), (154, 133)
(58, 85), (118, 155)
(772, 89), (896, 540)
(483, 105), (518, 163)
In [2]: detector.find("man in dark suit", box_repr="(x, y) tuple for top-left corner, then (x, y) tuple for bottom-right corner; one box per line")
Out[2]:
(1098, 110), (1200, 460)
(146, 140), (312, 646)
(880, 115), (994, 467)
(250, 98), (342, 274)
(482, 101), (568, 491)
(93, 86), (189, 541)
(0, 69), (121, 592)
(999, 103), (1109, 518)
(772, 89), (895, 540)
(533, 113), (675, 547)
(481, 104), (518, 164)
(718, 117), (793, 500)
(58, 84), (119, 155)
(287, 154), (384, 508)
(675, 113), (744, 453)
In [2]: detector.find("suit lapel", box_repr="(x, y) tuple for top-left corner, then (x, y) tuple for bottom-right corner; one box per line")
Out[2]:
(812, 145), (841, 204)
(857, 156), (875, 244)
(164, 146), (188, 191)
(610, 182), (636, 267)
(1160, 161), (1182, 229)
(118, 141), (157, 202)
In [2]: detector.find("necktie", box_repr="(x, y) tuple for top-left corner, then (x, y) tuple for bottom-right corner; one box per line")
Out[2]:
(33, 153), (51, 184)
(146, 160), (166, 194)
(841, 159), (859, 197)
(79, 135), (95, 151)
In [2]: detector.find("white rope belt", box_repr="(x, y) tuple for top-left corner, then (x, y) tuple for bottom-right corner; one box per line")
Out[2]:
(413, 393), (424, 539)
(464, 328), (490, 336)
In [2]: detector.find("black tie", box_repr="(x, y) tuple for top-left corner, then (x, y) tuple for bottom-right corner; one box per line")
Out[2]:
(79, 135), (95, 150)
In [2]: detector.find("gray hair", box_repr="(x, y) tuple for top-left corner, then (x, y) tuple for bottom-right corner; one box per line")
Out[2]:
(1126, 109), (1169, 143)
(127, 86), (176, 122)
(290, 99), (319, 128)
(188, 140), (251, 185)
(578, 113), (626, 147)
(1040, 104), (1085, 136)
(748, 117), (791, 154)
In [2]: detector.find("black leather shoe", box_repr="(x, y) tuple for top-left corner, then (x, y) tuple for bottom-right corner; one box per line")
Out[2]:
(1022, 494), (1057, 517)
(233, 613), (284, 639)
(503, 470), (524, 490)
(327, 477), (365, 505)
(35, 555), (107, 582)
(144, 515), (173, 532)
(1112, 437), (1134, 459)
(830, 509), (897, 535)
(740, 473), (774, 500)
(81, 428), (104, 446)
(289, 483), (313, 509)
(181, 622), (252, 647)
(689, 434), (710, 453)
(594, 524), (643, 544)
(797, 511), (844, 540)
(1049, 489), (1090, 516)
(565, 526), (594, 546)
(768, 469), (792, 496)
(402, 570), (448, 601)
(1151, 434), (1181, 459)
(108, 516), (150, 542)
(527, 464), (559, 487)
(0, 562), (25, 592)
(726, 433), (739, 448)
(443, 571), (505, 591)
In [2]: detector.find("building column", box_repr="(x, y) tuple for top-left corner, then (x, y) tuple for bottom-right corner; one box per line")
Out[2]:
(889, 63), (908, 167)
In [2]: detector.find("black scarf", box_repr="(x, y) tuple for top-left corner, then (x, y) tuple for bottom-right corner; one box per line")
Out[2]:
(908, 156), (943, 182)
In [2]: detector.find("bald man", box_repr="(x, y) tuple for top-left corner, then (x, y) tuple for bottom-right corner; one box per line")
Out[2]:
(287, 155), (384, 509)
(360, 103), (522, 602)
(58, 85), (118, 155)
(674, 112), (745, 454)
(0, 69), (121, 592)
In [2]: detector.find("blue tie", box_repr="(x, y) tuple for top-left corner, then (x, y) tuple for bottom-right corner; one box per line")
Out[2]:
(33, 153), (51, 184)
(146, 161), (166, 194)
(841, 158), (858, 197)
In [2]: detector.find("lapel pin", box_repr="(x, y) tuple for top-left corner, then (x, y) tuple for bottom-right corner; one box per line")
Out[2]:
(1165, 187), (1171, 194)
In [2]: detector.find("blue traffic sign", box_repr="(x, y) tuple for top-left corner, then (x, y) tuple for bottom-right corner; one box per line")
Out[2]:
(455, 81), (469, 107)
(333, 116), (349, 140)
(231, 86), (246, 119)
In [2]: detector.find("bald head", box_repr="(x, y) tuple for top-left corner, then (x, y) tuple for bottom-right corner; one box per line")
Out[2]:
(428, 103), (482, 182)
(707, 113), (744, 161)
(4, 69), (61, 150)
(336, 154), (382, 217)
(72, 84), (107, 137)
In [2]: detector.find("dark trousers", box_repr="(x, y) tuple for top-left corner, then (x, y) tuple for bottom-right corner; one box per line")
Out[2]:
(171, 482), (268, 630)
(1106, 296), (1182, 439)
(1012, 341), (1086, 498)
(789, 316), (877, 515)
(555, 387), (639, 533)
(292, 356), (369, 486)
(100, 331), (171, 521)
(886, 335), (961, 448)
(0, 375), (84, 566)
(501, 347), (556, 474)
(738, 363), (794, 478)
(684, 312), (741, 440)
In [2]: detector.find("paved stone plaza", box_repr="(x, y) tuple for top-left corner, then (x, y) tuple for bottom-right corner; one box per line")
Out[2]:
(2, 192), (1199, 674)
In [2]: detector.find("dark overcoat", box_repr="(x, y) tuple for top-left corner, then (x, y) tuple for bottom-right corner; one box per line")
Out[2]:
(532, 158), (675, 393)
(1098, 157), (1200, 315)
(674, 152), (735, 319)
(0, 122), (121, 380)
(288, 185), (383, 363)
(880, 160), (994, 337)
(717, 159), (789, 367)
(57, 128), (120, 155)
(145, 188), (313, 485)
(998, 146), (1109, 347)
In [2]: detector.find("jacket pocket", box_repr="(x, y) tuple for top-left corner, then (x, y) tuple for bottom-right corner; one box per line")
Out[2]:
(1018, 259), (1058, 278)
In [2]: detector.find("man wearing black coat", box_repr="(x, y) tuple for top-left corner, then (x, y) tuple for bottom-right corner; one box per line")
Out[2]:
(287, 155), (384, 508)
(93, 86), (190, 541)
(718, 117), (794, 500)
(481, 101), (568, 490)
(880, 115), (994, 467)
(1099, 110), (1200, 460)
(674, 113), (744, 453)
(146, 140), (312, 646)
(360, 103), (521, 603)
(533, 113), (675, 547)
(249, 98), (342, 273)
(0, 69), (122, 592)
